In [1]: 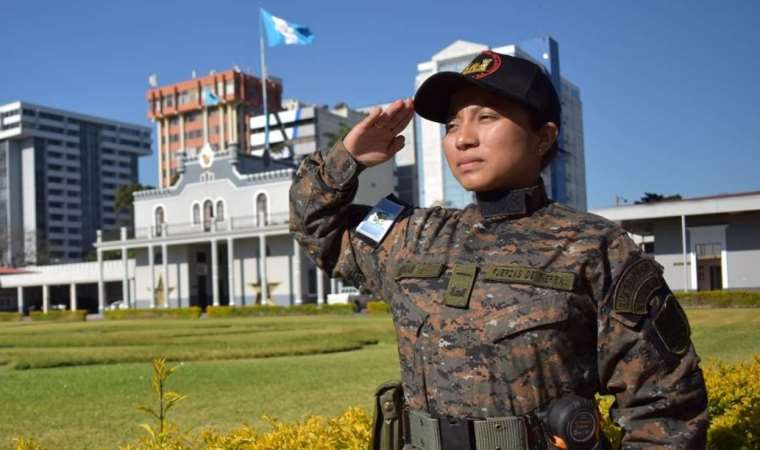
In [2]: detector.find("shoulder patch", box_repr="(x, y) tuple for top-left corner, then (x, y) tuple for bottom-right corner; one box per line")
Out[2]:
(613, 258), (663, 315)
(355, 195), (407, 248)
(653, 294), (691, 355)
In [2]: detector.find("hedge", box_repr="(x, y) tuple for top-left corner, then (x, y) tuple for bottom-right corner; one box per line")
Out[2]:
(0, 312), (22, 322)
(206, 303), (355, 318)
(366, 301), (390, 314)
(676, 290), (760, 308)
(104, 307), (201, 320)
(29, 310), (87, 322)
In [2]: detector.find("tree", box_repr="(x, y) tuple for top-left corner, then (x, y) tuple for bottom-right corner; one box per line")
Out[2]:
(635, 192), (682, 204)
(325, 123), (353, 150)
(115, 183), (153, 227)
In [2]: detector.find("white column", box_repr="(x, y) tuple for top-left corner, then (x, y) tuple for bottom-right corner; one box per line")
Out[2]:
(149, 245), (156, 308)
(681, 215), (689, 292)
(162, 244), (169, 308)
(316, 268), (324, 305)
(17, 287), (24, 315)
(42, 285), (49, 314)
(156, 119), (163, 188)
(330, 278), (338, 295)
(69, 283), (77, 311)
(211, 239), (220, 307)
(292, 238), (302, 305)
(97, 248), (105, 313)
(203, 107), (209, 143)
(259, 235), (268, 304)
(220, 106), (226, 149)
(227, 237), (235, 306)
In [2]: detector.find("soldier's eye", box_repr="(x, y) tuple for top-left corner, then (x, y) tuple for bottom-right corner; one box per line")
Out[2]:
(445, 122), (458, 133)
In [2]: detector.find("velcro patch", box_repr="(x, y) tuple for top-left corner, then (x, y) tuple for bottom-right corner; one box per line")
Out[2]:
(482, 265), (576, 291)
(355, 195), (406, 248)
(613, 258), (663, 315)
(653, 294), (691, 356)
(444, 264), (478, 309)
(394, 262), (445, 280)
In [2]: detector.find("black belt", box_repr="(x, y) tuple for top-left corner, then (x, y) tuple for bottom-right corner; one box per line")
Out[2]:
(404, 409), (550, 450)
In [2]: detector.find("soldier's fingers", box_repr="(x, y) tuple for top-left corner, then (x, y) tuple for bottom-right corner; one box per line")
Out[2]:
(375, 100), (404, 129)
(361, 107), (383, 129)
(389, 106), (415, 135)
(387, 135), (406, 155)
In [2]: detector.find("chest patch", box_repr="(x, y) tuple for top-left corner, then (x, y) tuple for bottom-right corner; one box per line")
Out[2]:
(444, 264), (478, 309)
(394, 262), (445, 280)
(482, 264), (576, 291)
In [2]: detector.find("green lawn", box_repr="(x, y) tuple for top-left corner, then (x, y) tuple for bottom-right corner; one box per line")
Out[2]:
(0, 309), (758, 449)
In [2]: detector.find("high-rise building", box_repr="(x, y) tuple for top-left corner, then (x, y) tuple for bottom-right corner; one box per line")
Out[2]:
(146, 69), (283, 188)
(415, 38), (587, 211)
(0, 101), (151, 266)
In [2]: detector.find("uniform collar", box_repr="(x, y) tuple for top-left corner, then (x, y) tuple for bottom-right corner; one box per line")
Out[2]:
(475, 179), (549, 219)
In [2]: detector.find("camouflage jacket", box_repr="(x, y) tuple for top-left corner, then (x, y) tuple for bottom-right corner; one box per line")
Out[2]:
(289, 142), (708, 449)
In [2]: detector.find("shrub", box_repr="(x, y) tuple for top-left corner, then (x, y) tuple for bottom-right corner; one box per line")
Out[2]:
(0, 312), (22, 322)
(676, 290), (760, 308)
(206, 304), (355, 318)
(366, 301), (390, 314)
(104, 307), (201, 320)
(29, 310), (87, 322)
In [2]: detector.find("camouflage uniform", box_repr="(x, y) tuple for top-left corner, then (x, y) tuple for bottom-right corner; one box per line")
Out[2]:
(289, 141), (708, 449)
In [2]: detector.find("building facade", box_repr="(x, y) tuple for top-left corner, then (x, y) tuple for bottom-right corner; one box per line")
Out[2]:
(592, 191), (760, 291)
(0, 101), (151, 266)
(414, 39), (587, 210)
(146, 69), (283, 188)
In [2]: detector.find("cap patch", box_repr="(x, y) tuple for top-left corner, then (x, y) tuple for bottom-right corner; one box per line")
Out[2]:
(461, 51), (502, 80)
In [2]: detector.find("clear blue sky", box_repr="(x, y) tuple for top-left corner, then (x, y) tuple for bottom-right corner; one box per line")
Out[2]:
(1, 0), (757, 208)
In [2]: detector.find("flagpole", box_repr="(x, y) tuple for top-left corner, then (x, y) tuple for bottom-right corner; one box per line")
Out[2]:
(259, 10), (270, 152)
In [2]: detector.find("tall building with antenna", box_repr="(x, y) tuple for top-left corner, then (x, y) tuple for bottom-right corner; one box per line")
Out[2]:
(146, 69), (282, 188)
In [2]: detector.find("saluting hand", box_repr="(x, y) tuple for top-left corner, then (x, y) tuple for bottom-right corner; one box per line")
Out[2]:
(343, 98), (415, 167)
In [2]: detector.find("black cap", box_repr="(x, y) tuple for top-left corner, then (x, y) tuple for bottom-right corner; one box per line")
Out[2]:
(414, 50), (561, 130)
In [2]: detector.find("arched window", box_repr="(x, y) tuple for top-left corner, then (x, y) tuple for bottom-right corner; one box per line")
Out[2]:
(216, 200), (225, 222)
(203, 200), (213, 231)
(192, 203), (200, 225)
(155, 206), (165, 236)
(256, 193), (268, 226)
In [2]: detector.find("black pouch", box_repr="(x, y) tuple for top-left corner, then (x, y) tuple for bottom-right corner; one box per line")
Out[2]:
(369, 380), (405, 450)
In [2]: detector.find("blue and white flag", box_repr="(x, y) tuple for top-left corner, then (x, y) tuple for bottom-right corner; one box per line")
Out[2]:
(202, 88), (219, 106)
(260, 9), (315, 47)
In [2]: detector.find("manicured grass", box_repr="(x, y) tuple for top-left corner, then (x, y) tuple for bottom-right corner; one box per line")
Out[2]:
(0, 309), (758, 449)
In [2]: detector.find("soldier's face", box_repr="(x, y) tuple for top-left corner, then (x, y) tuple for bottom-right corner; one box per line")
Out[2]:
(443, 86), (542, 192)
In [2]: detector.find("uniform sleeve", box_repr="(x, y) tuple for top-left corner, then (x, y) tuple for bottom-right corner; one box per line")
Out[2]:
(592, 231), (708, 449)
(289, 141), (405, 296)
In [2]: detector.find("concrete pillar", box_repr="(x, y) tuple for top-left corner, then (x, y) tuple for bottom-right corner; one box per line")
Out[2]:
(97, 248), (105, 313)
(69, 283), (77, 311)
(211, 239), (219, 307)
(259, 235), (268, 304)
(121, 227), (128, 307)
(227, 237), (235, 306)
(149, 245), (156, 308)
(162, 243), (169, 308)
(220, 106), (225, 149)
(203, 107), (209, 144)
(681, 215), (689, 292)
(330, 278), (338, 295)
(292, 238), (302, 305)
(316, 268), (324, 305)
(179, 115), (185, 155)
(42, 285), (49, 314)
(17, 286), (24, 315)
(156, 119), (163, 189)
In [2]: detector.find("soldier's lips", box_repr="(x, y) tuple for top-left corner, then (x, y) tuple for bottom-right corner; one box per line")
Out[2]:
(457, 158), (484, 172)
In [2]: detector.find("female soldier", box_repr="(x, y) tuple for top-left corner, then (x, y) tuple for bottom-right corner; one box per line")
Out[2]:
(289, 51), (707, 450)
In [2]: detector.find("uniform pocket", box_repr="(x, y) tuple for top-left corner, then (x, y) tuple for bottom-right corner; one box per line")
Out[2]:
(484, 296), (570, 343)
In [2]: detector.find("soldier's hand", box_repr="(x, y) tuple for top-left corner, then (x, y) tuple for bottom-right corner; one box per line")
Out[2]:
(343, 98), (414, 167)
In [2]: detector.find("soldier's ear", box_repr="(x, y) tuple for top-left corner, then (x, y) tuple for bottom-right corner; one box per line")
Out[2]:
(537, 122), (559, 157)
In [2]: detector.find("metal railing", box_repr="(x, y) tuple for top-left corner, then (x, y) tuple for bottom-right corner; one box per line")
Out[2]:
(100, 212), (291, 243)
